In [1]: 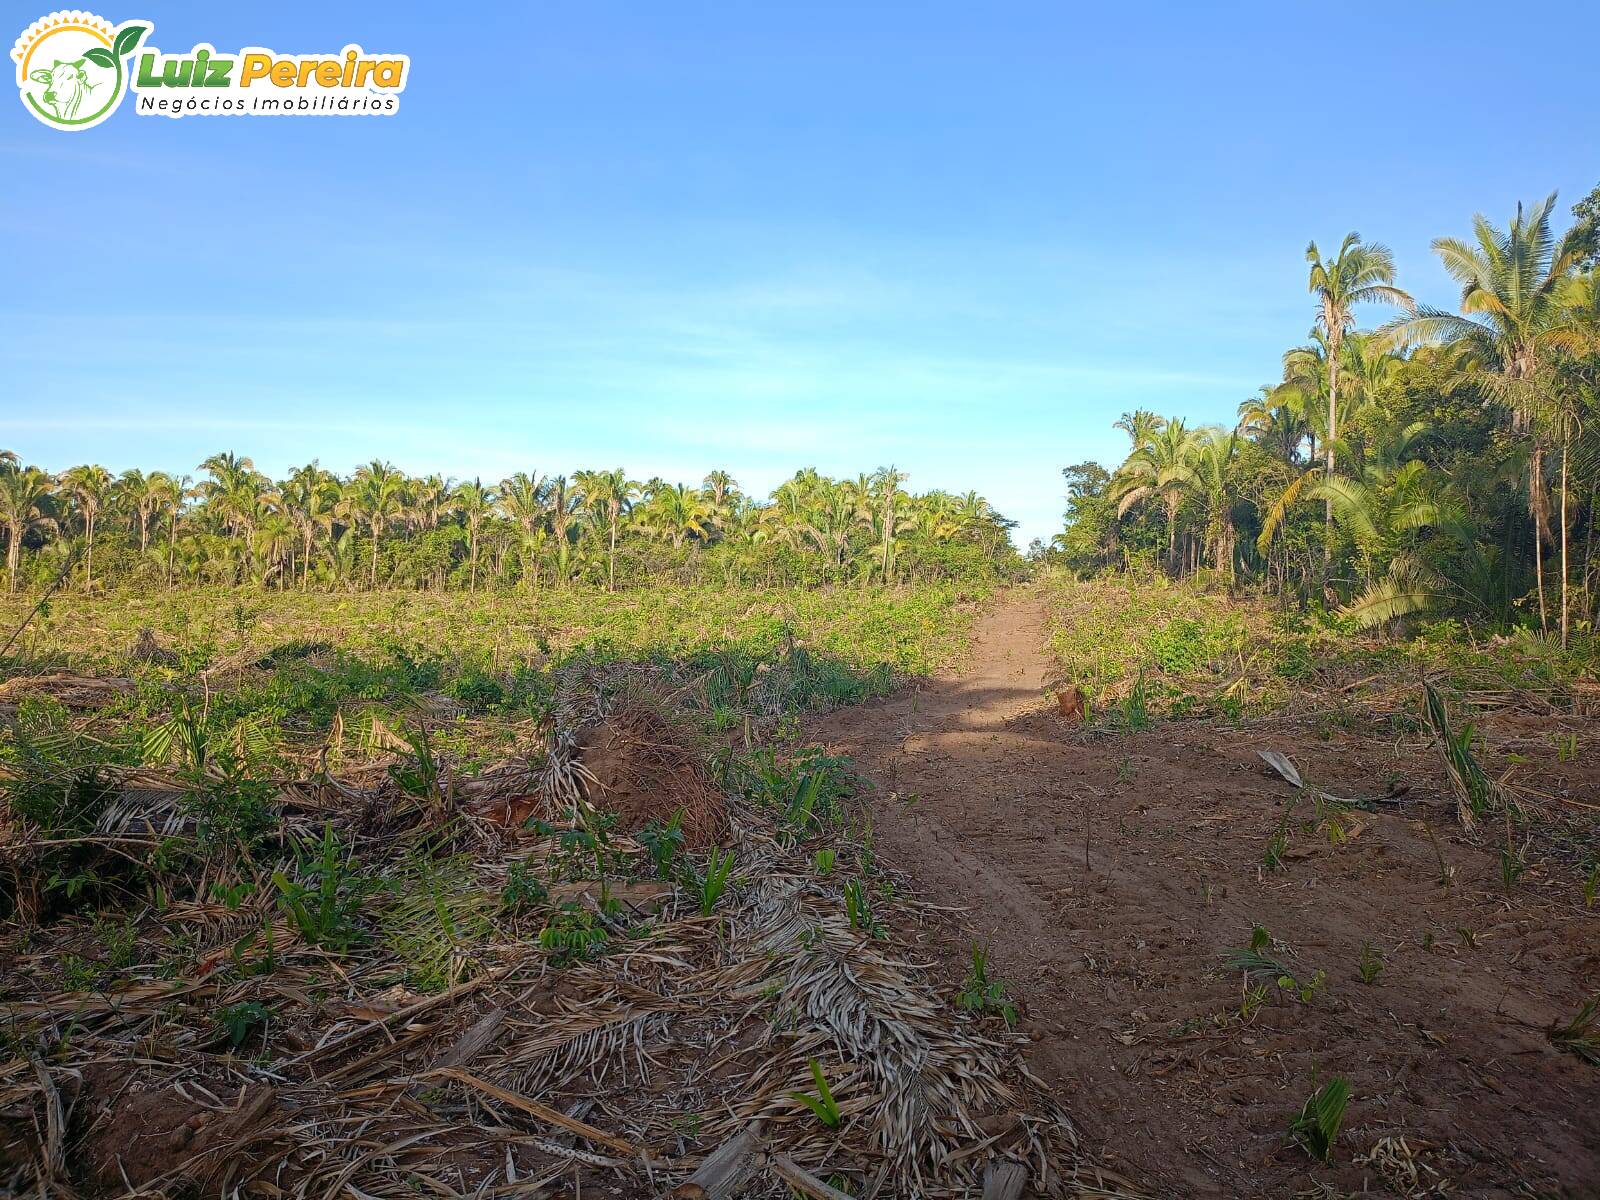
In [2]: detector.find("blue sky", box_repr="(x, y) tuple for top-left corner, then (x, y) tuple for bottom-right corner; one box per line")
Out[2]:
(4, 2), (1596, 548)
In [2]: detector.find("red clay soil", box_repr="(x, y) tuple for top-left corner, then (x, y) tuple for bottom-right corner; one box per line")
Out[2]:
(806, 592), (1600, 1199)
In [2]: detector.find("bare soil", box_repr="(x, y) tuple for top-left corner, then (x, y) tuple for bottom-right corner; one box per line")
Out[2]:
(806, 591), (1600, 1198)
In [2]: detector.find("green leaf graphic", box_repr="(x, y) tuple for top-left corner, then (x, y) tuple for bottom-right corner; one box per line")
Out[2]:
(113, 24), (147, 59)
(83, 46), (115, 68)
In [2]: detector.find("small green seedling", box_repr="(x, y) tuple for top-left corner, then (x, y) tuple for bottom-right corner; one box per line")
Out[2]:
(500, 860), (548, 912)
(1500, 844), (1528, 893)
(219, 1000), (273, 1047)
(956, 940), (1018, 1026)
(1224, 924), (1324, 1003)
(1356, 942), (1384, 985)
(812, 848), (836, 876)
(693, 847), (735, 915)
(1290, 1076), (1349, 1162)
(537, 903), (608, 965)
(1238, 983), (1270, 1020)
(638, 811), (685, 881)
(843, 878), (881, 936)
(788, 1057), (842, 1128)
(1120, 670), (1151, 730)
(1548, 995), (1600, 1065)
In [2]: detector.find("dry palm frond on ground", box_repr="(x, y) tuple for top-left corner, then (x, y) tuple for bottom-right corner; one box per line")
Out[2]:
(0, 668), (1126, 1199)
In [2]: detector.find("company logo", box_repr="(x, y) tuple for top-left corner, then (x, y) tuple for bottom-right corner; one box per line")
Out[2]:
(13, 10), (410, 130)
(12, 11), (147, 129)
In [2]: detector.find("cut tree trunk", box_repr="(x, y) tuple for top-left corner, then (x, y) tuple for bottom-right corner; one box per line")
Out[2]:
(982, 1159), (1030, 1200)
(666, 1125), (762, 1199)
(768, 1153), (856, 1200)
(1560, 438), (1570, 649)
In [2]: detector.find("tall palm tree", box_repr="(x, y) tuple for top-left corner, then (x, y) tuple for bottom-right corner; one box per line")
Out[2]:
(497, 471), (547, 588)
(870, 466), (911, 584)
(58, 463), (111, 591)
(1114, 410), (1167, 454)
(1237, 384), (1311, 463)
(0, 465), (56, 592)
(574, 468), (638, 592)
(412, 474), (451, 531)
(702, 470), (739, 534)
(149, 471), (187, 587)
(342, 460), (407, 588)
(1110, 419), (1197, 571)
(1166, 428), (1243, 578)
(450, 478), (494, 591)
(115, 468), (158, 553)
(545, 475), (582, 586)
(1380, 195), (1587, 638)
(1306, 234), (1414, 487)
(642, 483), (711, 549)
(197, 452), (266, 552)
(254, 512), (296, 588)
(282, 463), (340, 590)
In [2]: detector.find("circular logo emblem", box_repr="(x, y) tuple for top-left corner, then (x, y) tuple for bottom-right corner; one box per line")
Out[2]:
(12, 11), (149, 130)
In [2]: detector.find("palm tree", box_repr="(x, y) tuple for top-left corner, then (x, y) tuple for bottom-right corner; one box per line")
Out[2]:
(545, 475), (582, 586)
(0, 465), (56, 592)
(1237, 384), (1311, 463)
(197, 452), (266, 551)
(1310, 451), (1470, 628)
(342, 460), (407, 588)
(254, 513), (296, 587)
(1166, 428), (1243, 578)
(413, 474), (452, 531)
(870, 466), (912, 584)
(574, 468), (638, 591)
(702, 470), (739, 534)
(1380, 195), (1587, 638)
(450, 478), (494, 590)
(1110, 419), (1197, 572)
(115, 468), (158, 553)
(643, 483), (711, 549)
(801, 485), (859, 575)
(149, 472), (187, 587)
(915, 490), (960, 541)
(282, 463), (340, 590)
(498, 471), (547, 589)
(1114, 410), (1167, 454)
(1279, 332), (1335, 466)
(58, 463), (111, 591)
(1306, 234), (1414, 488)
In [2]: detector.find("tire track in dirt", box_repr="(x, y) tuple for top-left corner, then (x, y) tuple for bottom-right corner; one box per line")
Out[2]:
(806, 589), (1600, 1198)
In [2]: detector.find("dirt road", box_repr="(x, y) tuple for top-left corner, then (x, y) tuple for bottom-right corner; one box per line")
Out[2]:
(806, 590), (1599, 1198)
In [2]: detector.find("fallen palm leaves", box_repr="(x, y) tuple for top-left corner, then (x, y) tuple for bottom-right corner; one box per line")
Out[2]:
(0, 672), (1130, 1199)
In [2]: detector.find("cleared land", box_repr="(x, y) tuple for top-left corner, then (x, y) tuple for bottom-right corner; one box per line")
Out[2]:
(0, 584), (1124, 1199)
(808, 582), (1599, 1197)
(1, 580), (1597, 1198)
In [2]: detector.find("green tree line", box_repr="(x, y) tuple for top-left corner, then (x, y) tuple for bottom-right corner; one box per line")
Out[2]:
(0, 454), (1020, 594)
(1047, 187), (1600, 646)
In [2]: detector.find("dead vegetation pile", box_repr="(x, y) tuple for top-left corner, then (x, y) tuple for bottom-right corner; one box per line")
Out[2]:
(0, 665), (1131, 1199)
(574, 703), (727, 848)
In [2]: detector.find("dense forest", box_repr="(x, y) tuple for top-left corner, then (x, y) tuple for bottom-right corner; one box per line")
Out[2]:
(1046, 187), (1600, 646)
(0, 456), (1021, 594)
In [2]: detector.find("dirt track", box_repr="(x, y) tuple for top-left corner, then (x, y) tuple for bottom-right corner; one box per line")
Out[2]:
(807, 590), (1600, 1198)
